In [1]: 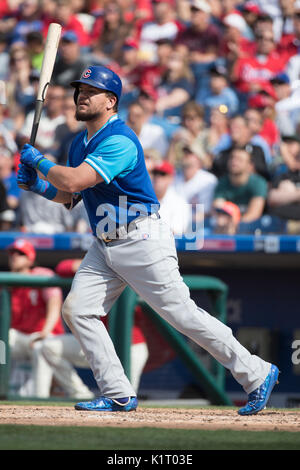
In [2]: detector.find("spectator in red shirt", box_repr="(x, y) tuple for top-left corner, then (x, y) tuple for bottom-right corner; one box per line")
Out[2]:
(232, 28), (287, 110)
(117, 0), (153, 24)
(7, 239), (65, 398)
(46, 0), (91, 48)
(221, 13), (256, 64)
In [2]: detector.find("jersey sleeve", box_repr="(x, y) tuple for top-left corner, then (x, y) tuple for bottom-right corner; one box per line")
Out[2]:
(84, 135), (138, 184)
(213, 177), (228, 200)
(31, 267), (63, 302)
(250, 175), (268, 198)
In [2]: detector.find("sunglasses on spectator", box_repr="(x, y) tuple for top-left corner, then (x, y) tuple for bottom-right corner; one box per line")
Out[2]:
(152, 170), (168, 177)
(11, 56), (28, 62)
(256, 35), (274, 42)
(8, 249), (26, 256)
(106, 7), (119, 14)
(183, 114), (199, 120)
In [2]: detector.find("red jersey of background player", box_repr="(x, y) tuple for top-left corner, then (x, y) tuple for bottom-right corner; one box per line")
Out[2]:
(11, 266), (64, 335)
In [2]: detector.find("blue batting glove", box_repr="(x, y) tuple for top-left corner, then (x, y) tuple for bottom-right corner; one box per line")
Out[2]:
(20, 143), (44, 169)
(17, 163), (38, 189)
(17, 163), (57, 200)
(20, 143), (56, 177)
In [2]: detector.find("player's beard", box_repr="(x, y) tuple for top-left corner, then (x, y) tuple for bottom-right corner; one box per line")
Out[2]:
(75, 108), (101, 121)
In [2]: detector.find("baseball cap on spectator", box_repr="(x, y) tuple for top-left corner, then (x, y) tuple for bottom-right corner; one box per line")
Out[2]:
(190, 0), (211, 13)
(214, 201), (241, 226)
(260, 82), (277, 100)
(240, 1), (261, 15)
(281, 134), (300, 144)
(270, 73), (290, 85)
(156, 37), (173, 46)
(61, 31), (79, 43)
(210, 64), (228, 79)
(152, 161), (175, 176)
(223, 13), (248, 34)
(7, 239), (36, 262)
(248, 94), (270, 109)
(182, 144), (208, 164)
(256, 12), (273, 22)
(122, 38), (138, 50)
(152, 0), (175, 5)
(139, 86), (158, 101)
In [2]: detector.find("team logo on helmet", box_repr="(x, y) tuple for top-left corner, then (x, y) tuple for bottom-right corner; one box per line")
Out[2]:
(82, 69), (92, 79)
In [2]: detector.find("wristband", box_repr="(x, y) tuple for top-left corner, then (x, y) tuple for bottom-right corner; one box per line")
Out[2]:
(36, 157), (56, 177)
(32, 178), (57, 200)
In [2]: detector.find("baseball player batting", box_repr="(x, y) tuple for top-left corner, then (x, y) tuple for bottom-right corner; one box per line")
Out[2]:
(18, 65), (279, 415)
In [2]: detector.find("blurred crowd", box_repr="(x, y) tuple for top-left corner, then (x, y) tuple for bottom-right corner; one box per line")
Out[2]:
(1, 0), (300, 235)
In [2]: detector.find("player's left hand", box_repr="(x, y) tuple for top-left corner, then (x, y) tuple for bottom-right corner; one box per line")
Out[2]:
(20, 143), (45, 169)
(17, 163), (38, 189)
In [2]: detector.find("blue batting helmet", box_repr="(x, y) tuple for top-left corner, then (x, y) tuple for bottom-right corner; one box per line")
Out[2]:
(70, 65), (122, 103)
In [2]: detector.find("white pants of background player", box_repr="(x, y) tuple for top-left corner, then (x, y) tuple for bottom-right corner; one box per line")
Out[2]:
(9, 328), (54, 397)
(41, 334), (149, 395)
(62, 215), (271, 400)
(9, 328), (92, 399)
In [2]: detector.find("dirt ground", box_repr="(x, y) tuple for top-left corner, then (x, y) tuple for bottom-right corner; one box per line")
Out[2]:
(0, 405), (299, 432)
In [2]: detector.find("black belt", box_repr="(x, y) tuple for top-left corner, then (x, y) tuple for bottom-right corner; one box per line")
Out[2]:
(101, 213), (160, 244)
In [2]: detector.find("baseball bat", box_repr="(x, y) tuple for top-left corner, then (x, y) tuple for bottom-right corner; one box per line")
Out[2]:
(18, 22), (62, 190)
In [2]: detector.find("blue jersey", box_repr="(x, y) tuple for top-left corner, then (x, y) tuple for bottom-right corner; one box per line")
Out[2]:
(67, 115), (160, 236)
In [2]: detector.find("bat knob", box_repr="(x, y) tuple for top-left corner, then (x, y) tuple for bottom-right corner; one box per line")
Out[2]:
(18, 183), (30, 191)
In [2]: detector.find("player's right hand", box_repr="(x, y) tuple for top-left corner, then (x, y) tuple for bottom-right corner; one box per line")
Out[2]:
(17, 163), (38, 189)
(20, 143), (45, 169)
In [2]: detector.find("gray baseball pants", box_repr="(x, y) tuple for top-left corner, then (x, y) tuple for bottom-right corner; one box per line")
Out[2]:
(62, 215), (271, 399)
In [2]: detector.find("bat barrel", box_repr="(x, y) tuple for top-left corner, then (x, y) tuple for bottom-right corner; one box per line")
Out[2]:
(17, 22), (62, 190)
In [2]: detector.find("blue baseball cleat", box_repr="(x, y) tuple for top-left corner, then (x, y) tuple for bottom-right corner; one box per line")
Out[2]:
(238, 364), (279, 416)
(74, 396), (138, 412)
